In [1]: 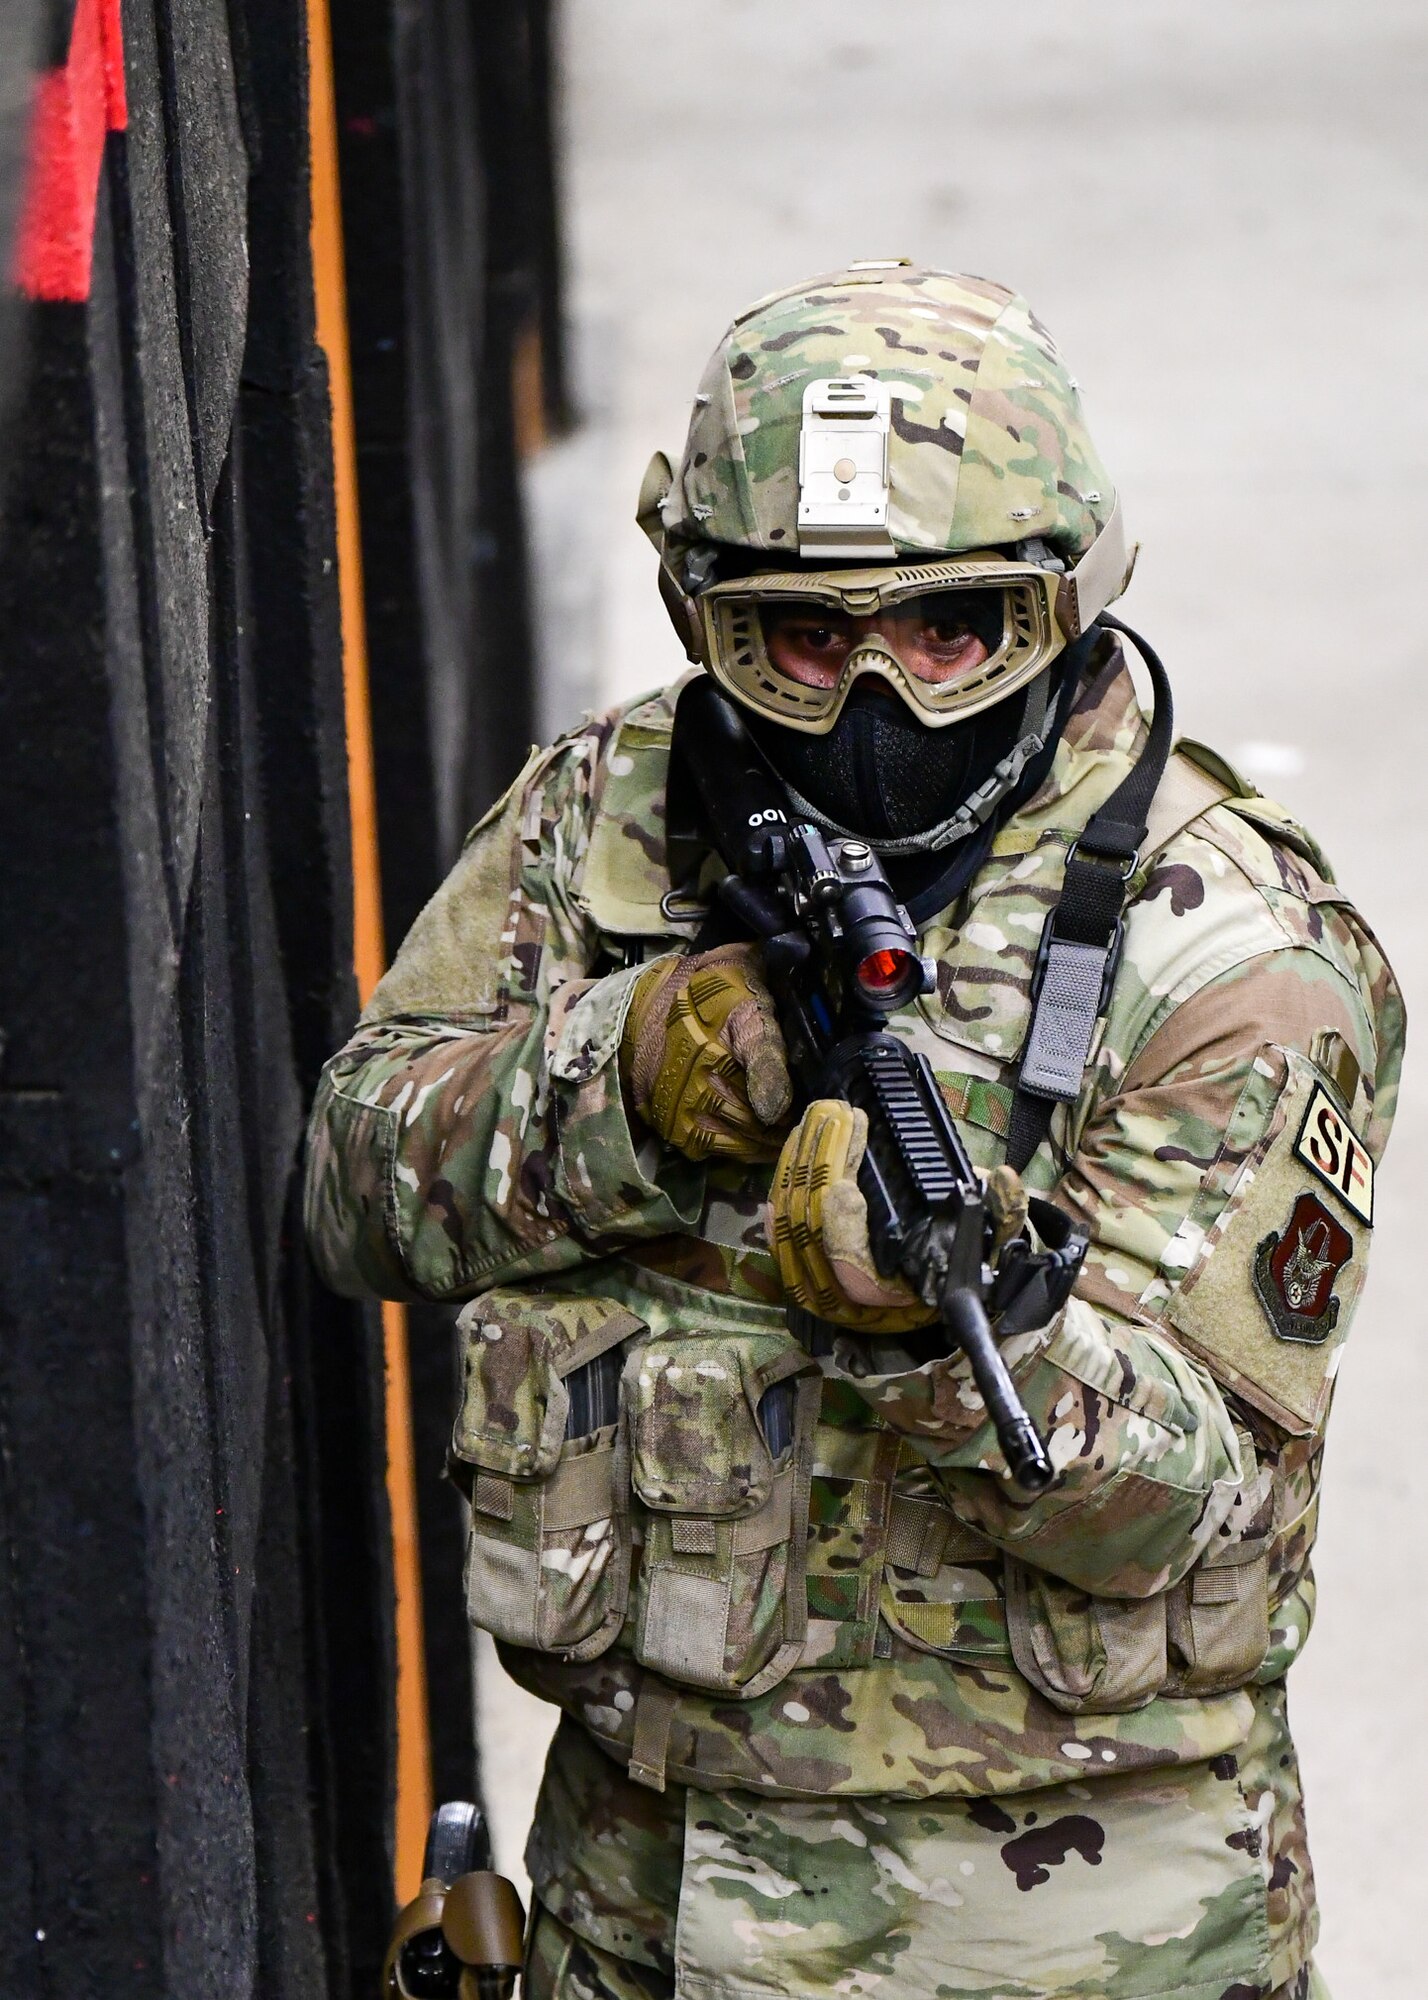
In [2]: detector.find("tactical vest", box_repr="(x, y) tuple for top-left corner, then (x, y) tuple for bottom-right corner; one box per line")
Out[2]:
(448, 687), (1367, 1798)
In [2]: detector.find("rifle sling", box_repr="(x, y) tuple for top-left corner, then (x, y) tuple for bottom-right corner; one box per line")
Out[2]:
(1005, 617), (1175, 1171)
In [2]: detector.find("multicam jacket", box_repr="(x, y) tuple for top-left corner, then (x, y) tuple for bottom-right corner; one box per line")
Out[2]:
(305, 644), (1402, 1999)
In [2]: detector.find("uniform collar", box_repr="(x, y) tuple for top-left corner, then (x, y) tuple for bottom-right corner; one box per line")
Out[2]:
(990, 634), (1149, 858)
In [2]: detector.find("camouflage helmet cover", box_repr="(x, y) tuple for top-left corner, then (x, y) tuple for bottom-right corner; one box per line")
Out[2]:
(660, 262), (1117, 566)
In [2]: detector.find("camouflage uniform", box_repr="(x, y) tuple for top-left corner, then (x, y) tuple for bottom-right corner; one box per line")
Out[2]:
(305, 270), (1403, 2000)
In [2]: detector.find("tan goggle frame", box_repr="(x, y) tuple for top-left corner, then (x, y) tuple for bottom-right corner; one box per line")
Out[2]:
(696, 555), (1067, 733)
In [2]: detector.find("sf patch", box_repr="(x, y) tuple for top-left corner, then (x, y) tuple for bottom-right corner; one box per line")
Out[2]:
(1253, 1191), (1354, 1345)
(1294, 1082), (1374, 1224)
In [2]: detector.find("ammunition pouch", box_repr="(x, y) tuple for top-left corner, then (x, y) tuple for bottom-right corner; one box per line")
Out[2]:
(626, 1329), (819, 1696)
(453, 1288), (818, 1697)
(450, 1289), (640, 1661)
(882, 1456), (1273, 1717)
(452, 1285), (1278, 1726)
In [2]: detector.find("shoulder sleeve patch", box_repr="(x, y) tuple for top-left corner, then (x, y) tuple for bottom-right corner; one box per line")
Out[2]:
(1164, 1047), (1371, 1436)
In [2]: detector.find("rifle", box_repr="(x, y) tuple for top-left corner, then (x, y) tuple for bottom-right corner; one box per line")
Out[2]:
(669, 678), (1089, 1494)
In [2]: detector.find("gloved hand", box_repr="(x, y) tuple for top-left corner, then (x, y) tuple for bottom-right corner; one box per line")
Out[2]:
(767, 1100), (1034, 1334)
(766, 1100), (935, 1332)
(619, 943), (793, 1162)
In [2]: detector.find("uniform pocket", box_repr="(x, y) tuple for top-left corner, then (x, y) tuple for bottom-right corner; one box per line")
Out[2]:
(1004, 1559), (1169, 1714)
(626, 1329), (819, 1697)
(1166, 1545), (1271, 1697)
(1168, 1429), (1273, 1697)
(879, 1492), (1009, 1660)
(451, 1289), (643, 1661)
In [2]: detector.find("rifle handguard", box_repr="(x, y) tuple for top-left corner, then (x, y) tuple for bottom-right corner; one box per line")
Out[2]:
(831, 1033), (1073, 1493)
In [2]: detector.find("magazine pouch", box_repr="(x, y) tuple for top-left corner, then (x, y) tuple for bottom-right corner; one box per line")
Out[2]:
(625, 1328), (819, 1697)
(451, 1289), (642, 1662)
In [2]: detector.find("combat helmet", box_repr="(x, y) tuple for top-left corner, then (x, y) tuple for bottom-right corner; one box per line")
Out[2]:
(640, 260), (1134, 745)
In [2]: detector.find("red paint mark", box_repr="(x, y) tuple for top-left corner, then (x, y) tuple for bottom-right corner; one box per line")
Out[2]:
(13, 0), (128, 301)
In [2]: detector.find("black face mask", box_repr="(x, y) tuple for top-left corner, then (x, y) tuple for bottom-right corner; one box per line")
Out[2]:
(746, 676), (1036, 846)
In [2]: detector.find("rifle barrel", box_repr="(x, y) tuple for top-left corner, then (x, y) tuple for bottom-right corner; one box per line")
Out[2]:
(940, 1289), (1055, 1493)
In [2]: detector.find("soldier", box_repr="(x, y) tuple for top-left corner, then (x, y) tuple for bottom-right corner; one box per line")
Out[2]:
(306, 263), (1403, 2000)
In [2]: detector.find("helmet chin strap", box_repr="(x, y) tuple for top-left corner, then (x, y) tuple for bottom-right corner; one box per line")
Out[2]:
(776, 670), (1058, 857)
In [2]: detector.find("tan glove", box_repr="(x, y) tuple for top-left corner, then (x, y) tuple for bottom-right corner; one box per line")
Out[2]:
(620, 943), (793, 1161)
(985, 1161), (1030, 1255)
(768, 1103), (1033, 1334)
(766, 1100), (936, 1332)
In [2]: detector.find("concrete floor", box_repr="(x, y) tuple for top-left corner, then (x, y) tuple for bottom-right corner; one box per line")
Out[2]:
(489, 7), (1428, 1992)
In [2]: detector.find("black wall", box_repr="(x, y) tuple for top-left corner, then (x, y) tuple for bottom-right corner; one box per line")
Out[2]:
(0, 2), (567, 1991)
(332, 0), (570, 1815)
(335, 0), (569, 942)
(0, 0), (389, 1994)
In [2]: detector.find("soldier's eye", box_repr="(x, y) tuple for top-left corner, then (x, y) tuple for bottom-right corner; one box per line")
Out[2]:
(770, 616), (851, 656)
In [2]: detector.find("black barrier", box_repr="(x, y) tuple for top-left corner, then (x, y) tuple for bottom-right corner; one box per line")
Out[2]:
(0, 1), (564, 1987)
(331, 0), (570, 1815)
(0, 0), (395, 1979)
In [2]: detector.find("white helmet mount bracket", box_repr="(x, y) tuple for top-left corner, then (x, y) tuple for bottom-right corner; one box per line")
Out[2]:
(796, 375), (896, 561)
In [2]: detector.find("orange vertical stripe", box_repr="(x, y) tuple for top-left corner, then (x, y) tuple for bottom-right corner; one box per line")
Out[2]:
(306, 0), (380, 1002)
(306, 0), (434, 1907)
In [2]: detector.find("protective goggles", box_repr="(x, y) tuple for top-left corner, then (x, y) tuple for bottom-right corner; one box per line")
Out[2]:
(695, 556), (1068, 733)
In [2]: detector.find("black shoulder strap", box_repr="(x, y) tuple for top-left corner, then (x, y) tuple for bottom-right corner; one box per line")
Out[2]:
(1005, 617), (1175, 1172)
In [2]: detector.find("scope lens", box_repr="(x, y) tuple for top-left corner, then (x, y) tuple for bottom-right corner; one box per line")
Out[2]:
(856, 947), (918, 1004)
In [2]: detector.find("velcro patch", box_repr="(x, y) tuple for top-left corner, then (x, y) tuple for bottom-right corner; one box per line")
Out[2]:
(1165, 1046), (1370, 1436)
(1294, 1083), (1374, 1224)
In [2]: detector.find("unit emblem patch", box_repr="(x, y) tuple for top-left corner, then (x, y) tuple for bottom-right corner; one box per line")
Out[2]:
(1253, 1192), (1354, 1345)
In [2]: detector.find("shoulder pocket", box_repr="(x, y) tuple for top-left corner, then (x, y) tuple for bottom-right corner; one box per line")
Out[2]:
(625, 1329), (819, 1697)
(1164, 1047), (1372, 1436)
(451, 1289), (642, 1661)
